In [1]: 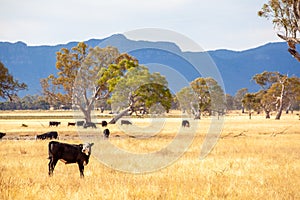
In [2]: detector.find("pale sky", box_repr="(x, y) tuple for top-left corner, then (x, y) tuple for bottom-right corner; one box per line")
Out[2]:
(0, 0), (281, 51)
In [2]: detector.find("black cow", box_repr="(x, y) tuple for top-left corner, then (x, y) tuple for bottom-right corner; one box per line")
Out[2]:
(101, 120), (108, 127)
(182, 120), (190, 127)
(83, 122), (97, 129)
(76, 121), (85, 126)
(103, 129), (110, 138)
(48, 141), (94, 178)
(121, 120), (132, 125)
(49, 121), (61, 127)
(0, 132), (6, 139)
(36, 131), (58, 140)
(68, 122), (76, 126)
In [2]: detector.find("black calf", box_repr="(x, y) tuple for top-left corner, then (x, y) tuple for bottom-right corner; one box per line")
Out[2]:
(182, 120), (190, 127)
(36, 131), (58, 140)
(103, 129), (110, 138)
(48, 141), (94, 178)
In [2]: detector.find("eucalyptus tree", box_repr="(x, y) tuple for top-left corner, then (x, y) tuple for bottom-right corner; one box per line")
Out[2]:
(233, 88), (248, 112)
(109, 65), (172, 124)
(258, 0), (300, 62)
(41, 42), (88, 108)
(41, 42), (139, 122)
(176, 86), (198, 115)
(252, 71), (300, 119)
(0, 61), (27, 101)
(176, 77), (225, 119)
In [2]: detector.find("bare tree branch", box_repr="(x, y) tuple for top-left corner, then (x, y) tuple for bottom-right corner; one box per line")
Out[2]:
(277, 33), (300, 62)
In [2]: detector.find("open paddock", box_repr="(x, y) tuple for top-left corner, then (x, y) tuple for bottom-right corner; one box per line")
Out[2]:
(0, 110), (300, 199)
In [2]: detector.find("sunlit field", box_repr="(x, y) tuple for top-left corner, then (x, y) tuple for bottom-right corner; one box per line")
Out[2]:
(0, 110), (299, 199)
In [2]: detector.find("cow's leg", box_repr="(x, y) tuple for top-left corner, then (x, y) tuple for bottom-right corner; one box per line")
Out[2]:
(48, 158), (58, 176)
(78, 162), (85, 178)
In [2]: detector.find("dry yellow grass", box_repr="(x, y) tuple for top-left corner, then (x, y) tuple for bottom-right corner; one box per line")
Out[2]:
(0, 110), (300, 199)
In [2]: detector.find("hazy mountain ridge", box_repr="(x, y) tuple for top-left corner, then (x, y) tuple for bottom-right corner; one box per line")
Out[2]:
(0, 34), (299, 96)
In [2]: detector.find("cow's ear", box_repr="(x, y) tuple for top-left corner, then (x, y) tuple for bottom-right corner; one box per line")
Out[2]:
(90, 143), (94, 147)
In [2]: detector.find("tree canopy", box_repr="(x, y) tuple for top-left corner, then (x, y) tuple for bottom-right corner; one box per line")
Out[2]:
(0, 61), (27, 101)
(109, 65), (172, 123)
(258, 0), (300, 62)
(243, 71), (300, 119)
(41, 42), (172, 123)
(176, 77), (225, 119)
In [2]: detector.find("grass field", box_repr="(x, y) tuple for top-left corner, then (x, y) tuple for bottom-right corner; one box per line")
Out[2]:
(0, 110), (299, 199)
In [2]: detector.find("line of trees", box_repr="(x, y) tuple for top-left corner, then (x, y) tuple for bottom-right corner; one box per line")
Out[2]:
(241, 71), (300, 119)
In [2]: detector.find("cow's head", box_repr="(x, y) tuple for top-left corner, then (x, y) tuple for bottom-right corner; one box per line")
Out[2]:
(82, 142), (94, 156)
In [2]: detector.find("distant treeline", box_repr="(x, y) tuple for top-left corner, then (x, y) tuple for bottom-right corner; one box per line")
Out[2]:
(1, 92), (299, 112)
(0, 95), (50, 110)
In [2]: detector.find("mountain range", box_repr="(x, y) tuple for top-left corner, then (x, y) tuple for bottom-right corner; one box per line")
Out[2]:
(0, 34), (299, 97)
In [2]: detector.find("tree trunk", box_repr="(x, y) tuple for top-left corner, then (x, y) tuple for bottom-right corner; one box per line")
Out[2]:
(194, 111), (201, 120)
(82, 108), (92, 123)
(275, 107), (283, 120)
(265, 110), (270, 119)
(109, 107), (131, 124)
(275, 79), (286, 120)
(190, 102), (200, 119)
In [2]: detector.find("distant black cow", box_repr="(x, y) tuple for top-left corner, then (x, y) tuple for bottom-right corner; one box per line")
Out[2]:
(103, 129), (110, 138)
(36, 131), (58, 140)
(68, 122), (76, 126)
(48, 141), (94, 177)
(83, 122), (97, 129)
(0, 132), (6, 139)
(49, 121), (61, 127)
(182, 120), (190, 127)
(101, 120), (108, 127)
(121, 120), (132, 125)
(76, 121), (85, 126)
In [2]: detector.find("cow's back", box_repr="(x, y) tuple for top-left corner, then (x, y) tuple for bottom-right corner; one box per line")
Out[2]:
(48, 141), (85, 163)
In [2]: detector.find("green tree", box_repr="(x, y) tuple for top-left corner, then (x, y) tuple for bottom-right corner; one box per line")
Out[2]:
(189, 77), (225, 119)
(109, 65), (172, 123)
(72, 48), (138, 123)
(242, 93), (261, 119)
(258, 0), (300, 62)
(0, 62), (27, 101)
(176, 86), (198, 114)
(41, 42), (88, 108)
(72, 46), (123, 122)
(41, 42), (139, 122)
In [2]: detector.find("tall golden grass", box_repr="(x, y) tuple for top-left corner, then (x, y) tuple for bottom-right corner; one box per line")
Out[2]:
(0, 110), (299, 199)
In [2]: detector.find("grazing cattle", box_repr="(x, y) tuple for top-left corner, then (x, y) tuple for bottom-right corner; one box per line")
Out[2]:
(83, 122), (97, 129)
(36, 131), (58, 140)
(68, 122), (76, 126)
(0, 132), (6, 139)
(21, 124), (28, 127)
(121, 120), (132, 125)
(182, 120), (190, 127)
(101, 120), (108, 127)
(48, 141), (94, 178)
(76, 121), (85, 126)
(103, 129), (110, 138)
(49, 121), (61, 127)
